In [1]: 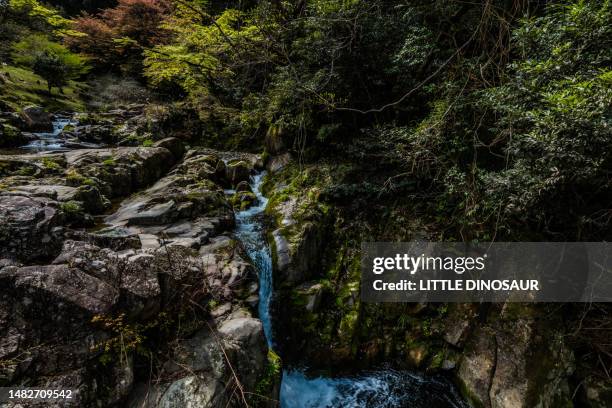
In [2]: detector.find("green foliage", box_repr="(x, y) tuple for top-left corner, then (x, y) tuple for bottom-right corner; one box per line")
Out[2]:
(470, 0), (612, 239)
(12, 34), (89, 94)
(8, 0), (77, 35)
(254, 350), (282, 404)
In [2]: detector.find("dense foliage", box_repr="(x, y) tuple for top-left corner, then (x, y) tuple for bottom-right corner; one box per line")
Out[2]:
(134, 0), (612, 241)
(2, 0), (610, 239)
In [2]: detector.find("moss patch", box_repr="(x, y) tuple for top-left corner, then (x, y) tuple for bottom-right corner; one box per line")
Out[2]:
(0, 65), (87, 112)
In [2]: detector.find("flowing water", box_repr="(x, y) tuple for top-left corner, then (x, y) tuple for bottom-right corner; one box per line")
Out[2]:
(21, 117), (75, 151)
(234, 172), (274, 345)
(234, 173), (469, 408)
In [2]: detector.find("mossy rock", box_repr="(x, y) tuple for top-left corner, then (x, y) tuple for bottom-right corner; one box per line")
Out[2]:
(230, 191), (258, 210)
(0, 123), (27, 148)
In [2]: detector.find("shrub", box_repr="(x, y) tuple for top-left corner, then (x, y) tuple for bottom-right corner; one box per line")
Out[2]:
(12, 34), (89, 94)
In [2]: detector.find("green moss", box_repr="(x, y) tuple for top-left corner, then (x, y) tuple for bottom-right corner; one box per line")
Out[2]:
(230, 191), (257, 210)
(0, 65), (87, 111)
(66, 169), (97, 187)
(41, 157), (62, 171)
(102, 157), (116, 167)
(253, 349), (281, 405)
(60, 200), (83, 214)
(142, 139), (154, 147)
(16, 166), (35, 176)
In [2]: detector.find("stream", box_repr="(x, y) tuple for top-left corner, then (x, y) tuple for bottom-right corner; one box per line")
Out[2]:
(7, 120), (469, 407)
(235, 173), (470, 408)
(21, 117), (75, 151)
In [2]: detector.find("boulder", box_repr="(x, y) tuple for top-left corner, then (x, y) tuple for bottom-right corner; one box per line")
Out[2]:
(154, 137), (185, 160)
(265, 125), (287, 154)
(20, 106), (52, 132)
(226, 160), (251, 186)
(0, 194), (63, 261)
(72, 124), (115, 144)
(457, 327), (497, 408)
(231, 191), (258, 210)
(0, 264), (119, 314)
(0, 123), (28, 148)
(293, 282), (325, 312)
(266, 152), (292, 173)
(458, 304), (575, 408)
(235, 180), (253, 193)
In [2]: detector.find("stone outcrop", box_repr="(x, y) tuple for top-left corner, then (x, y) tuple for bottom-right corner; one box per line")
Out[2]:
(458, 304), (574, 408)
(20, 106), (53, 132)
(0, 145), (179, 261)
(0, 146), (275, 407)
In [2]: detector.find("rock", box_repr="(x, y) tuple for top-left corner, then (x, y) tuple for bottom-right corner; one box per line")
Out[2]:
(65, 147), (176, 197)
(294, 281), (325, 312)
(231, 190), (258, 210)
(581, 376), (612, 407)
(265, 125), (287, 154)
(442, 304), (476, 347)
(6, 184), (77, 201)
(458, 305), (575, 408)
(489, 305), (574, 408)
(72, 124), (115, 144)
(129, 316), (269, 408)
(131, 375), (226, 408)
(407, 344), (429, 368)
(0, 194), (63, 261)
(235, 180), (252, 193)
(226, 160), (251, 186)
(0, 123), (28, 148)
(138, 233), (160, 249)
(272, 221), (325, 285)
(457, 327), (496, 408)
(267, 152), (292, 173)
(20, 106), (52, 132)
(154, 137), (185, 160)
(0, 264), (119, 314)
(218, 317), (268, 389)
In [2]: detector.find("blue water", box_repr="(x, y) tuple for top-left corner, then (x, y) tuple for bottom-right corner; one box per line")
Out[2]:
(235, 172), (468, 408)
(22, 118), (75, 151)
(234, 172), (274, 346)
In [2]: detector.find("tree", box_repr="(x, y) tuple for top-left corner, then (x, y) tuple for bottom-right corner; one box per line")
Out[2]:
(12, 34), (89, 93)
(66, 0), (171, 73)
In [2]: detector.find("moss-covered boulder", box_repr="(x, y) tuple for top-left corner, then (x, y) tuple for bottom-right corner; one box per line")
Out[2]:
(225, 160), (251, 186)
(231, 190), (258, 210)
(0, 123), (28, 148)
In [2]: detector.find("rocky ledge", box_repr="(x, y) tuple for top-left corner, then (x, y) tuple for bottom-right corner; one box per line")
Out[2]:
(0, 141), (279, 407)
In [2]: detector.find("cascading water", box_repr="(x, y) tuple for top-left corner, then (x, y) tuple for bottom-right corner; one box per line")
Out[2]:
(22, 117), (75, 151)
(234, 172), (469, 408)
(234, 172), (274, 345)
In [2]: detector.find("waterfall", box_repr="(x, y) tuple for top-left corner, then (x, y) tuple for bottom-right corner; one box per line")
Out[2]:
(234, 172), (469, 408)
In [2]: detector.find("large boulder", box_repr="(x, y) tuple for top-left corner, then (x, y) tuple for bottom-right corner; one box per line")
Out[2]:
(226, 160), (251, 186)
(0, 123), (28, 148)
(154, 137), (185, 160)
(0, 194), (64, 261)
(457, 304), (575, 408)
(1, 264), (119, 315)
(128, 316), (269, 408)
(20, 106), (53, 132)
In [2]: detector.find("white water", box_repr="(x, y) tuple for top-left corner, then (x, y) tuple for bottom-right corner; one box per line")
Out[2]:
(235, 172), (469, 408)
(22, 118), (75, 151)
(234, 172), (274, 345)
